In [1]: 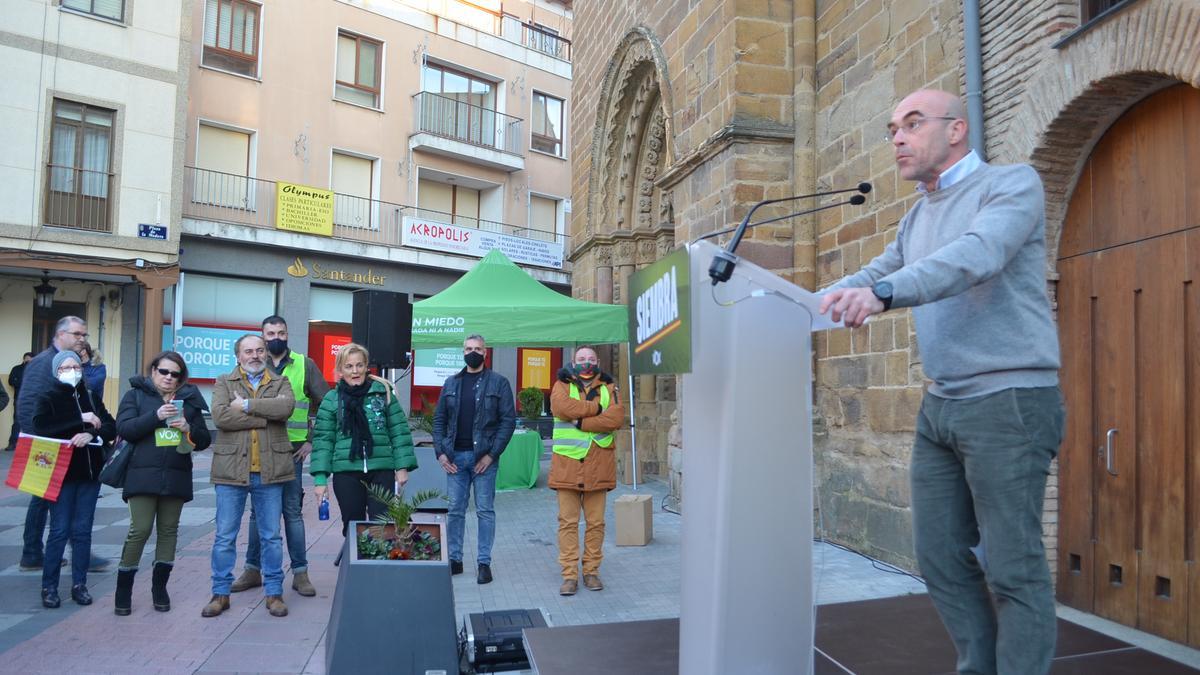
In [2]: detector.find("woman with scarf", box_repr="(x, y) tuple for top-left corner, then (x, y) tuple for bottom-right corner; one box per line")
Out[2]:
(31, 350), (116, 608)
(310, 343), (416, 562)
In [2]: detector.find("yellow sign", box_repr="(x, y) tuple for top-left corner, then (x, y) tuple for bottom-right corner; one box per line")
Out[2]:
(522, 349), (552, 390)
(285, 257), (386, 286)
(276, 182), (334, 236)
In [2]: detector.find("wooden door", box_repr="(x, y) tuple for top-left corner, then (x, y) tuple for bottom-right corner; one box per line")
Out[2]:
(1057, 84), (1200, 645)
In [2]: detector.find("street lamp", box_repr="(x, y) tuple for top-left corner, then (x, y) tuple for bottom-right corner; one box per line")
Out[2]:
(34, 272), (56, 309)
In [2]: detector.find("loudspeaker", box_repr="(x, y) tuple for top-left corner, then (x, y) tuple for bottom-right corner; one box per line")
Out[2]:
(351, 290), (412, 369)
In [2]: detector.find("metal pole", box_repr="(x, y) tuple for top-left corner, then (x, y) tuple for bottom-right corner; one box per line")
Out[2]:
(963, 0), (987, 160)
(625, 342), (638, 490)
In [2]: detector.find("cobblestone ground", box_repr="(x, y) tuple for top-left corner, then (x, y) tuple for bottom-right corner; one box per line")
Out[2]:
(0, 439), (925, 674)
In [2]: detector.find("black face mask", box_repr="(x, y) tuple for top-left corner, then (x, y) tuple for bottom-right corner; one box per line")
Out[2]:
(266, 338), (288, 356)
(464, 352), (485, 369)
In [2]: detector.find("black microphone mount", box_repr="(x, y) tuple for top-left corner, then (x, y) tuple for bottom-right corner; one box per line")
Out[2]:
(707, 183), (871, 285)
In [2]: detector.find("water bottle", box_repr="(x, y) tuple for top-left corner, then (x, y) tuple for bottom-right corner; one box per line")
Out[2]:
(318, 496), (330, 521)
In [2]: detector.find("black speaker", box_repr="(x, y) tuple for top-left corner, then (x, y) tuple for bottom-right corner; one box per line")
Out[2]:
(351, 290), (412, 369)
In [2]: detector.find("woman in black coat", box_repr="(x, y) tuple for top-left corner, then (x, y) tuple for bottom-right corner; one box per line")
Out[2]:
(112, 350), (211, 615)
(31, 350), (116, 609)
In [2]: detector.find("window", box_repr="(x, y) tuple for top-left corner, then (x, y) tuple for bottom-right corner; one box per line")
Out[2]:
(528, 195), (559, 242)
(421, 62), (498, 147)
(1081, 0), (1126, 22)
(331, 152), (375, 228)
(203, 0), (260, 78)
(61, 0), (123, 21)
(45, 100), (115, 232)
(531, 92), (563, 156)
(418, 178), (481, 229)
(194, 123), (252, 208)
(335, 32), (382, 108)
(529, 23), (562, 58)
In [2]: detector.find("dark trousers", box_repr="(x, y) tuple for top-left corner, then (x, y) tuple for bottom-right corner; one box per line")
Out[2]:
(331, 469), (394, 537)
(22, 496), (49, 564)
(42, 480), (101, 590)
(5, 415), (18, 450)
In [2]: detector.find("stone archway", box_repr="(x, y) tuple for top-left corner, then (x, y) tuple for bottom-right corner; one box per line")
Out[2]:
(571, 27), (679, 498)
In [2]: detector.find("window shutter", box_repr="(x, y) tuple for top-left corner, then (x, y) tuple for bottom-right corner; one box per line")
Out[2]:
(336, 34), (357, 83)
(203, 0), (218, 47)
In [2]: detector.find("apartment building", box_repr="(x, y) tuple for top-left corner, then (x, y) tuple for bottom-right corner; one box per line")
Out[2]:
(0, 0), (191, 423)
(179, 0), (573, 405)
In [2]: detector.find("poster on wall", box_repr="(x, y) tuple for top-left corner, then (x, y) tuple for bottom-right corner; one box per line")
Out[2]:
(401, 216), (564, 269)
(276, 182), (334, 237)
(163, 325), (253, 380)
(520, 349), (552, 390)
(312, 332), (352, 383)
(413, 348), (464, 387)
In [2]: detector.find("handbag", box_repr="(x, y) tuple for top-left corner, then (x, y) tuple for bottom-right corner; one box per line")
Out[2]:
(99, 440), (133, 489)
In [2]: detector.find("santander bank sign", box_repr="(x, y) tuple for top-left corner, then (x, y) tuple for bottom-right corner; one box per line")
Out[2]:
(401, 215), (564, 269)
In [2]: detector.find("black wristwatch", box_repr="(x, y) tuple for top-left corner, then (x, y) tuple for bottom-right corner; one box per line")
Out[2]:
(872, 280), (894, 311)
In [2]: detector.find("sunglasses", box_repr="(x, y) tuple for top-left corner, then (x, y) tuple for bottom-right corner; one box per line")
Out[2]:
(156, 367), (183, 378)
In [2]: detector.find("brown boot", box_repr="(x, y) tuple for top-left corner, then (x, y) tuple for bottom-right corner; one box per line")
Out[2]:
(582, 574), (604, 591)
(265, 595), (288, 617)
(291, 571), (316, 597)
(230, 568), (262, 593)
(201, 595), (230, 617)
(559, 578), (578, 596)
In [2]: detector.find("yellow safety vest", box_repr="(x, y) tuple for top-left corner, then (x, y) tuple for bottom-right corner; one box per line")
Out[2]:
(280, 352), (310, 443)
(552, 383), (613, 460)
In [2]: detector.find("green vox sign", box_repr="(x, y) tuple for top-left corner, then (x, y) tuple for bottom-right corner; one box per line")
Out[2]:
(628, 246), (691, 374)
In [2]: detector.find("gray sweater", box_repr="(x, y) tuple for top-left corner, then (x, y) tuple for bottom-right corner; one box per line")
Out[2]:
(831, 162), (1060, 398)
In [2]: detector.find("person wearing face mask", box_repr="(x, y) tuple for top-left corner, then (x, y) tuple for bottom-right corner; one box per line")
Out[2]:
(204, 334), (296, 619)
(310, 343), (416, 562)
(30, 350), (116, 608)
(549, 346), (625, 595)
(229, 316), (329, 599)
(432, 334), (516, 584)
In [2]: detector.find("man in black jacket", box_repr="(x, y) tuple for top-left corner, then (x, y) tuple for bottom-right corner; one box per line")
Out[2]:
(6, 352), (34, 451)
(433, 334), (516, 585)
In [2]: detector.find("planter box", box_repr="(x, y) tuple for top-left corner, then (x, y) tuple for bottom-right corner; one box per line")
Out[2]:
(326, 514), (457, 674)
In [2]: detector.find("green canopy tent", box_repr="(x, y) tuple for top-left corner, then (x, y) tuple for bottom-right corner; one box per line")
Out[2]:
(411, 249), (641, 487)
(411, 249), (627, 348)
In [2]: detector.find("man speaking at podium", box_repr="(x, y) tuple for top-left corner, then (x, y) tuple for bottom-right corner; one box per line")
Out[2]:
(820, 88), (1065, 675)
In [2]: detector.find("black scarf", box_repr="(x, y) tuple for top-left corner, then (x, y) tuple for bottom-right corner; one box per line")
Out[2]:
(338, 379), (374, 461)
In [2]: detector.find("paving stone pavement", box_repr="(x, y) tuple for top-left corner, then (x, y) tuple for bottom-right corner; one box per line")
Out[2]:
(0, 439), (928, 674)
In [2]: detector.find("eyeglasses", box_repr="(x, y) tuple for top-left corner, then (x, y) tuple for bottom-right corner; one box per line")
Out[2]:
(155, 367), (182, 378)
(58, 365), (82, 372)
(883, 115), (958, 142)
(63, 331), (89, 339)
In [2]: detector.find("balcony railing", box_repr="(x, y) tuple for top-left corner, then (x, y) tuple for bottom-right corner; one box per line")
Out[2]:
(183, 166), (568, 255)
(499, 14), (571, 61)
(44, 165), (114, 233)
(412, 92), (523, 156)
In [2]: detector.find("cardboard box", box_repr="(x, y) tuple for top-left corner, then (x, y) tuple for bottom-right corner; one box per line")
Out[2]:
(614, 493), (653, 546)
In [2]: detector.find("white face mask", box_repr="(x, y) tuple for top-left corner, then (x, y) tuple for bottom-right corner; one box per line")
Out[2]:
(58, 371), (82, 387)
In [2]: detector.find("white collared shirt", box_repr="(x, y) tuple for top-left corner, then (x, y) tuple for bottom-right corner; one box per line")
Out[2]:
(917, 149), (983, 194)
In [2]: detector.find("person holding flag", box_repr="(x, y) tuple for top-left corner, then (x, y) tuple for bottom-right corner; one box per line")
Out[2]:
(29, 350), (116, 608)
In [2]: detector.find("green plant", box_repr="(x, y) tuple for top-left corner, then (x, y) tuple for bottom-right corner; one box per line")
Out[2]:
(358, 483), (445, 561)
(518, 387), (544, 421)
(409, 394), (436, 434)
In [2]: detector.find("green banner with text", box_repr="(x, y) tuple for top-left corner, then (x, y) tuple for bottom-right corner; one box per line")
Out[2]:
(628, 246), (691, 374)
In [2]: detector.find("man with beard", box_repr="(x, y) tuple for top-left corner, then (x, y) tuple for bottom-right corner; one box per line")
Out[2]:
(229, 316), (328, 598)
(433, 334), (516, 585)
(203, 334), (296, 618)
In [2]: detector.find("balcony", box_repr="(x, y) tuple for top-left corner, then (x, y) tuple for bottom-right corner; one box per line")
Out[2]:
(182, 167), (568, 268)
(44, 165), (114, 233)
(410, 92), (525, 172)
(501, 15), (571, 61)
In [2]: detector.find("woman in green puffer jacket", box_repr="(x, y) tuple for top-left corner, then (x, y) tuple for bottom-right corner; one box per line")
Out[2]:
(310, 343), (416, 542)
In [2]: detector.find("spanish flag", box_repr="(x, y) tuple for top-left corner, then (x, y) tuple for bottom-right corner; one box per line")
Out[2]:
(4, 433), (74, 501)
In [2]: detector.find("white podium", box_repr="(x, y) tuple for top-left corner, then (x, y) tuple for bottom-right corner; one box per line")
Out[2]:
(679, 240), (816, 675)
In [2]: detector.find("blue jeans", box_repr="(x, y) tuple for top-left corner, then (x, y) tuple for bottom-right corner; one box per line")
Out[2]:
(245, 458), (307, 573)
(22, 495), (49, 564)
(912, 387), (1065, 675)
(42, 480), (101, 590)
(212, 474), (284, 596)
(446, 450), (497, 565)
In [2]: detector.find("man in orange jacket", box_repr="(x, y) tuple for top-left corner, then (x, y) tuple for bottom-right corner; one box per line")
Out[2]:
(549, 346), (625, 596)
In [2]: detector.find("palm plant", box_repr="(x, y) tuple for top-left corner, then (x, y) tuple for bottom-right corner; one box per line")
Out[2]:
(360, 483), (444, 560)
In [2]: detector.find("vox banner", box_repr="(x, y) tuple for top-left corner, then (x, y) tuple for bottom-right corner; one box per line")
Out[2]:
(628, 246), (691, 374)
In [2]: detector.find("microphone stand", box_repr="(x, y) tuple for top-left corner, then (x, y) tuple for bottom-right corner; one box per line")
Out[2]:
(707, 183), (871, 285)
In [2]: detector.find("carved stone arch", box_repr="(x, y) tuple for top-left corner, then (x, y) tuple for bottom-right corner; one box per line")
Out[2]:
(583, 26), (676, 246)
(1004, 0), (1200, 260)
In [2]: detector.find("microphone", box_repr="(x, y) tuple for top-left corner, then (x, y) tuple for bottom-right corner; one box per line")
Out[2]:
(695, 194), (866, 244)
(707, 183), (871, 285)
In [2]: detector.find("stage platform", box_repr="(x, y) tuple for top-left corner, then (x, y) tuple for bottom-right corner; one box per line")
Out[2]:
(523, 593), (1200, 674)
